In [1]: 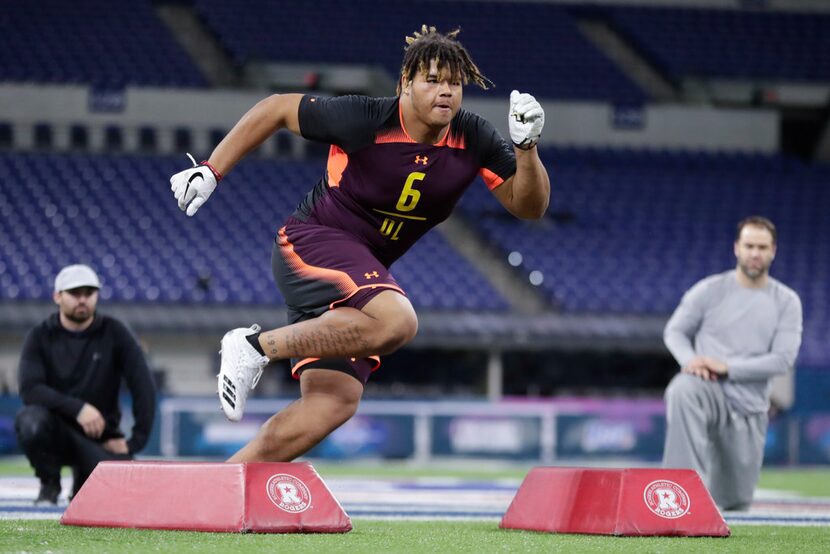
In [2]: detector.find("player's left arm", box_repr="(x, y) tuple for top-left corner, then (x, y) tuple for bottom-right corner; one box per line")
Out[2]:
(491, 91), (549, 219)
(492, 146), (550, 220)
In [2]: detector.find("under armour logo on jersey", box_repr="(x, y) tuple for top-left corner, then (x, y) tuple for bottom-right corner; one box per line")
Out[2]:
(364, 271), (379, 279)
(414, 155), (428, 165)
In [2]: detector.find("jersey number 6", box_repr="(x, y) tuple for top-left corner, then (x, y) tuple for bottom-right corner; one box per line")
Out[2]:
(395, 171), (425, 212)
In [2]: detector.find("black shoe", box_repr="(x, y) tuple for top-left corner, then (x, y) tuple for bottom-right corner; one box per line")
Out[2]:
(34, 480), (60, 506)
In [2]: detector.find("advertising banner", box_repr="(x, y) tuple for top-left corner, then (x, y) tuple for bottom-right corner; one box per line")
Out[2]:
(556, 414), (665, 461)
(175, 410), (415, 459)
(432, 415), (542, 459)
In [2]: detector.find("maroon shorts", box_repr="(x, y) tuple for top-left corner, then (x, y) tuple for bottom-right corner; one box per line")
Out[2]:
(271, 219), (405, 384)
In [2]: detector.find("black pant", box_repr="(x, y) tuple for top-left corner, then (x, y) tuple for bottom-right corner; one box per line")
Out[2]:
(14, 405), (131, 495)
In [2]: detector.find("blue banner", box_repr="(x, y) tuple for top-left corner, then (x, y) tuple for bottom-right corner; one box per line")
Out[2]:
(763, 415), (791, 465)
(800, 413), (830, 464)
(432, 415), (542, 459)
(307, 414), (415, 459)
(176, 411), (415, 459)
(557, 414), (665, 461)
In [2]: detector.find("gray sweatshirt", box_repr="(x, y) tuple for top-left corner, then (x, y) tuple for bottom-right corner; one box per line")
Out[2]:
(664, 270), (803, 415)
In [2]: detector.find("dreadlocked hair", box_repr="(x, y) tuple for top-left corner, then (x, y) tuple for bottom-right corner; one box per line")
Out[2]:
(397, 25), (493, 94)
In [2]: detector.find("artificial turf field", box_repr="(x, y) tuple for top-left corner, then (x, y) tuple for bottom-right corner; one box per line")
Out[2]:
(4, 519), (830, 554)
(1, 459), (828, 553)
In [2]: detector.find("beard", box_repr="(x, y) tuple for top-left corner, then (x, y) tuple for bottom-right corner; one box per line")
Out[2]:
(65, 307), (94, 324)
(738, 261), (768, 280)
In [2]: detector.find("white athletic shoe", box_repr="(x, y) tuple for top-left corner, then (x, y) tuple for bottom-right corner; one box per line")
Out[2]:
(217, 324), (269, 422)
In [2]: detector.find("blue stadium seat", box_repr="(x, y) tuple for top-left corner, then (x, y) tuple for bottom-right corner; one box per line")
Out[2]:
(1, 147), (826, 363)
(0, 0), (207, 88)
(606, 6), (830, 82)
(194, 0), (647, 103)
(0, 152), (508, 311)
(457, 146), (830, 366)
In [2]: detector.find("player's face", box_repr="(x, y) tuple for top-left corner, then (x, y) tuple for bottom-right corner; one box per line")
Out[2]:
(404, 59), (463, 128)
(53, 286), (99, 324)
(734, 225), (776, 280)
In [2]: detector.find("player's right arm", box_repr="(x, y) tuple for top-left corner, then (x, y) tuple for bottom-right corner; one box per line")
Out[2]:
(663, 280), (707, 370)
(18, 329), (86, 419)
(170, 94), (303, 216)
(208, 94), (303, 176)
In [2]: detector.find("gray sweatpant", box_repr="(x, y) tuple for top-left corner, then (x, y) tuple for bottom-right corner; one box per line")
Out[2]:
(662, 373), (768, 511)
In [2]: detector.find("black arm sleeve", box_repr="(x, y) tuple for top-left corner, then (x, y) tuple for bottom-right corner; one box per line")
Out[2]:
(18, 328), (85, 419)
(298, 94), (389, 151)
(113, 322), (157, 454)
(476, 115), (516, 185)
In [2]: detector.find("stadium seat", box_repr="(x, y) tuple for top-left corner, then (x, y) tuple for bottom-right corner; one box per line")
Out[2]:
(605, 6), (830, 82)
(0, 0), (207, 88)
(457, 146), (829, 365)
(0, 147), (826, 363)
(194, 0), (647, 103)
(0, 152), (509, 311)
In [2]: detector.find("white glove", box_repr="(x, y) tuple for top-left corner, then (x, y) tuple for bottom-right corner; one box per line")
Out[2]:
(509, 90), (544, 150)
(170, 153), (219, 217)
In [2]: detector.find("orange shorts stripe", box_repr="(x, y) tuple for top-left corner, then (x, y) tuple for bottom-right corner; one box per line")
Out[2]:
(291, 357), (320, 377)
(278, 226), (358, 296)
(328, 283), (406, 310)
(290, 355), (382, 379)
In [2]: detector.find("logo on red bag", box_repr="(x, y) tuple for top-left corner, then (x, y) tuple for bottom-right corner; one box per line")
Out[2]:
(643, 480), (690, 519)
(266, 474), (311, 513)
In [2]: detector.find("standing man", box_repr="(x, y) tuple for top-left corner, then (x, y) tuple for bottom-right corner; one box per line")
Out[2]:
(169, 26), (549, 462)
(662, 216), (802, 511)
(15, 264), (157, 504)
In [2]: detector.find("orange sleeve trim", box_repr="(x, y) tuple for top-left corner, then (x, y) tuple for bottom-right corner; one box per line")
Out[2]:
(479, 167), (505, 190)
(278, 227), (358, 296)
(328, 283), (406, 310)
(326, 145), (348, 187)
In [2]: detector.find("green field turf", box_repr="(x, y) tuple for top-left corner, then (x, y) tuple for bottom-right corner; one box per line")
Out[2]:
(2, 520), (829, 554)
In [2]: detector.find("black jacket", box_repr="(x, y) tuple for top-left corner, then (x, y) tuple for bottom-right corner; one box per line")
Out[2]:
(18, 313), (156, 454)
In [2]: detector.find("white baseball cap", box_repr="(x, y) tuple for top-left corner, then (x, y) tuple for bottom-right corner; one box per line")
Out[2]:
(54, 264), (102, 293)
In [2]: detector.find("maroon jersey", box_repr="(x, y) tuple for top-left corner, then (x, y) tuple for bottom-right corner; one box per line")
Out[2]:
(294, 94), (516, 267)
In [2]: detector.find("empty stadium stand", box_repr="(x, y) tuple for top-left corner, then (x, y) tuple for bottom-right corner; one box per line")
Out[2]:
(605, 6), (830, 82)
(195, 0), (647, 103)
(457, 147), (830, 366)
(0, 152), (508, 311)
(1, 147), (826, 364)
(1, 0), (828, 375)
(0, 0), (207, 88)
